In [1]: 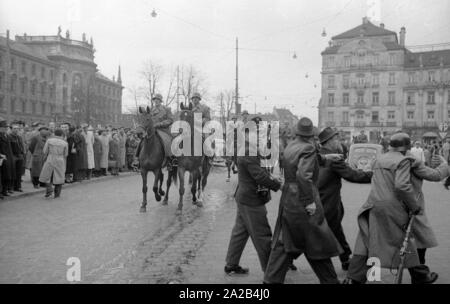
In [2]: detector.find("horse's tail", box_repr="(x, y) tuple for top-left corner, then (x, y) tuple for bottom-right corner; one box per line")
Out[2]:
(170, 165), (178, 186)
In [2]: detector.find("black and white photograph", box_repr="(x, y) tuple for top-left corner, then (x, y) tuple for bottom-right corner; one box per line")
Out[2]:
(0, 0), (450, 289)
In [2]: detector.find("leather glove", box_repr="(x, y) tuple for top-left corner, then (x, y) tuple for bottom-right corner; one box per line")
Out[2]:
(305, 202), (317, 216)
(412, 207), (423, 216)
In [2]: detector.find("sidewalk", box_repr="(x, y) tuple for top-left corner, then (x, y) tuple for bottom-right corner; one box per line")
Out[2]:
(2, 170), (139, 201)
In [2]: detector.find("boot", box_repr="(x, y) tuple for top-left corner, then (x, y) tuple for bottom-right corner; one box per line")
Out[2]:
(45, 184), (53, 198)
(54, 185), (62, 198)
(87, 169), (92, 180)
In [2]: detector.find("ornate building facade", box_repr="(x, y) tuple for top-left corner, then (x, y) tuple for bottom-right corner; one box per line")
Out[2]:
(319, 18), (450, 142)
(0, 28), (123, 126)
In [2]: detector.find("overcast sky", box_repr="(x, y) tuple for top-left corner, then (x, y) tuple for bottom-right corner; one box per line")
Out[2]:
(1, 0), (449, 123)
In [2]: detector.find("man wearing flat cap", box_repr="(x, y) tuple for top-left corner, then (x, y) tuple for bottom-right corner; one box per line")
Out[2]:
(317, 127), (372, 271)
(264, 117), (343, 284)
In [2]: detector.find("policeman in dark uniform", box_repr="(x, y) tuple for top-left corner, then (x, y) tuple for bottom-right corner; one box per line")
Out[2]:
(224, 128), (282, 275)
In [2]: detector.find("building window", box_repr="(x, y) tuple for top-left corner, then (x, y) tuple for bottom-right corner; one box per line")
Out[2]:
(357, 74), (365, 85)
(41, 102), (46, 115)
(407, 111), (414, 119)
(371, 111), (379, 122)
(328, 56), (335, 67)
(356, 112), (364, 120)
(343, 111), (349, 122)
(389, 73), (396, 85)
(40, 83), (46, 97)
(0, 96), (4, 110)
(344, 56), (351, 67)
(63, 73), (67, 84)
(22, 99), (26, 113)
(427, 111), (435, 120)
(328, 75), (335, 89)
(388, 111), (395, 120)
(407, 93), (415, 105)
(328, 93), (335, 105)
(408, 72), (415, 84)
(0, 74), (3, 90)
(11, 98), (15, 112)
(427, 91), (435, 104)
(428, 71), (435, 82)
(389, 53), (395, 65)
(372, 92), (379, 105)
(20, 79), (26, 94)
(373, 54), (380, 65)
(343, 75), (349, 88)
(31, 64), (36, 76)
(63, 88), (68, 103)
(343, 93), (349, 105)
(21, 61), (26, 74)
(388, 92), (396, 105)
(32, 102), (36, 114)
(41, 67), (45, 79)
(10, 76), (16, 93)
(357, 93), (364, 104)
(10, 57), (16, 70)
(328, 112), (334, 122)
(50, 70), (54, 81)
(372, 74), (379, 86)
(448, 110), (450, 119)
(31, 81), (36, 96)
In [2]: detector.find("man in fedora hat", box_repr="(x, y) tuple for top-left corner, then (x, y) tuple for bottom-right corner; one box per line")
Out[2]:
(317, 127), (372, 271)
(264, 118), (343, 284)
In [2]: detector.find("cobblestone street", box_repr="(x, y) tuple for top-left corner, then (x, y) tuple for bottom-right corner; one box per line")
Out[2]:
(0, 167), (449, 284)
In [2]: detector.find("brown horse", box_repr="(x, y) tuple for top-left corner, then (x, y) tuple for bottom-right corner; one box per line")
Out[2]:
(170, 102), (211, 215)
(136, 106), (177, 213)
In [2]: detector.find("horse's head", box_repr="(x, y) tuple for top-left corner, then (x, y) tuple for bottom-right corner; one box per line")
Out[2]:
(179, 102), (194, 127)
(137, 106), (155, 135)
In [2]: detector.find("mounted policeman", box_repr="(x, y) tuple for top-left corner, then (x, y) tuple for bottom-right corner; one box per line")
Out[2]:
(134, 93), (176, 170)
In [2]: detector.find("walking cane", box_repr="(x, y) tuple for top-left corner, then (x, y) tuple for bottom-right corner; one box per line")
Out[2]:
(394, 213), (416, 284)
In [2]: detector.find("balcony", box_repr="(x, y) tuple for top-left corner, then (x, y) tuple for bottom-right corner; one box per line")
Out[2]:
(370, 121), (381, 127)
(354, 121), (366, 128)
(326, 121), (336, 127)
(351, 103), (367, 109)
(351, 82), (371, 89)
(386, 122), (397, 127)
(340, 121), (350, 127)
(403, 122), (417, 128)
(424, 121), (438, 128)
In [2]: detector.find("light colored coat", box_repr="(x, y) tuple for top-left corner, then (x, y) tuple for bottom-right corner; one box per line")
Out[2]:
(39, 137), (68, 185)
(85, 131), (95, 169)
(353, 151), (421, 269)
(99, 135), (109, 169)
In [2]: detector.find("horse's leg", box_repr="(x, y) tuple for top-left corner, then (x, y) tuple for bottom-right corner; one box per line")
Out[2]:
(191, 169), (199, 206)
(158, 170), (165, 196)
(163, 168), (173, 206)
(177, 167), (185, 215)
(140, 169), (148, 213)
(152, 169), (161, 202)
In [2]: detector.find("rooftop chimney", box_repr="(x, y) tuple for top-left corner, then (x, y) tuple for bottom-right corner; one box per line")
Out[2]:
(400, 26), (406, 46)
(362, 17), (369, 24)
(380, 23), (385, 29)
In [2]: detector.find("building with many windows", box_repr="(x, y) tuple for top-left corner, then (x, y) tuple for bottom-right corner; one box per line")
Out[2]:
(0, 29), (123, 126)
(319, 18), (450, 142)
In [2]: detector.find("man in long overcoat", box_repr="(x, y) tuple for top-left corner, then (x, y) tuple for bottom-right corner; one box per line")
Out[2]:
(0, 120), (15, 197)
(264, 118), (343, 284)
(39, 129), (68, 198)
(93, 131), (103, 176)
(99, 130), (110, 176)
(345, 133), (435, 284)
(9, 121), (26, 192)
(28, 127), (50, 188)
(317, 127), (372, 270)
(85, 126), (95, 179)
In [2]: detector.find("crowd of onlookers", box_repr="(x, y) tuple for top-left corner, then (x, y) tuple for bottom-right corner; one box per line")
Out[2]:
(0, 118), (142, 199)
(411, 139), (450, 168)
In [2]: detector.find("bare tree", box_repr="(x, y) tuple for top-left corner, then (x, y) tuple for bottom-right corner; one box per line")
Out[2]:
(179, 64), (208, 106)
(140, 60), (163, 107)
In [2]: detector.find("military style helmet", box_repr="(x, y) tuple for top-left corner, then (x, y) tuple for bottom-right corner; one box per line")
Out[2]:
(152, 93), (163, 102)
(389, 132), (411, 152)
(191, 92), (202, 100)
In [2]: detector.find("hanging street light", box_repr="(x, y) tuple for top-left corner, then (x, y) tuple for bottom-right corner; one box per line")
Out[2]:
(292, 52), (297, 59)
(322, 28), (327, 37)
(151, 9), (157, 18)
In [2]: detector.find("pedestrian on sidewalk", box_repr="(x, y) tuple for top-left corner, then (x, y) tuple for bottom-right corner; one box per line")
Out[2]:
(109, 133), (120, 176)
(28, 126), (50, 189)
(93, 130), (103, 177)
(9, 121), (26, 192)
(85, 126), (95, 180)
(99, 130), (110, 176)
(224, 129), (282, 275)
(66, 126), (77, 183)
(39, 128), (68, 198)
(0, 119), (15, 198)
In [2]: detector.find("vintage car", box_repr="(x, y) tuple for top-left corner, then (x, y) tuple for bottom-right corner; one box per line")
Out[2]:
(348, 143), (383, 171)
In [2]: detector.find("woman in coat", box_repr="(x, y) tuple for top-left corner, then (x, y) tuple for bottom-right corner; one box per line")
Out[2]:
(108, 133), (120, 176)
(99, 130), (109, 176)
(28, 127), (50, 188)
(93, 131), (103, 177)
(85, 126), (95, 179)
(39, 129), (68, 198)
(66, 127), (77, 183)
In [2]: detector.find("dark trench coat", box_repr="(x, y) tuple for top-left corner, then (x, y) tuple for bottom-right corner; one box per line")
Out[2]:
(28, 134), (47, 178)
(273, 137), (342, 260)
(0, 133), (15, 183)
